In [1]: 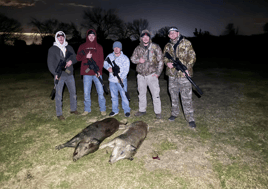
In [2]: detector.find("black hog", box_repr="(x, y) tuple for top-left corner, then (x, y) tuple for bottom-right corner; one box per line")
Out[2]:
(55, 118), (126, 161)
(100, 121), (148, 164)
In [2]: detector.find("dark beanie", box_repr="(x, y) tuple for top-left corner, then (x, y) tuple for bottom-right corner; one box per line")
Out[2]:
(88, 30), (96, 35)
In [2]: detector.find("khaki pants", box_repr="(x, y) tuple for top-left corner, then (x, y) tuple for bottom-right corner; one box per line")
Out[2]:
(137, 73), (161, 114)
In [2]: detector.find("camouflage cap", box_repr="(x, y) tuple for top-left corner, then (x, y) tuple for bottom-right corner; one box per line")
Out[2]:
(140, 30), (151, 38)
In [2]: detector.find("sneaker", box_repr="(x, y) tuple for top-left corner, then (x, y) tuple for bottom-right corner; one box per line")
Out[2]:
(70, 110), (80, 115)
(109, 112), (118, 117)
(189, 121), (196, 128)
(168, 115), (177, 121)
(134, 111), (146, 117)
(101, 111), (106, 116)
(57, 115), (65, 120)
(156, 114), (162, 119)
(81, 111), (89, 116)
(125, 112), (130, 117)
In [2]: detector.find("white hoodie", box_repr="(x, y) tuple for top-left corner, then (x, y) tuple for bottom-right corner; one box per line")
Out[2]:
(53, 31), (68, 57)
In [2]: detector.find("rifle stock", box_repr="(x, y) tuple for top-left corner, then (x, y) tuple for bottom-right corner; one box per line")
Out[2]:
(165, 52), (203, 96)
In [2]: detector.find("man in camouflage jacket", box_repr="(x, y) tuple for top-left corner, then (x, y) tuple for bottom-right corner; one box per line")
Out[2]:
(163, 27), (196, 128)
(131, 29), (164, 119)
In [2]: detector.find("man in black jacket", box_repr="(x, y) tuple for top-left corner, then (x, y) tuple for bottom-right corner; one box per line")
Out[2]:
(47, 31), (79, 120)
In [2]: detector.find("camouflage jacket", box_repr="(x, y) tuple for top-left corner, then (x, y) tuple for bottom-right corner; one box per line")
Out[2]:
(163, 35), (196, 77)
(131, 36), (164, 76)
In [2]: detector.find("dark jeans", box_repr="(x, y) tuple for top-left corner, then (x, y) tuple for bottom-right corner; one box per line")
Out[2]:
(55, 75), (77, 116)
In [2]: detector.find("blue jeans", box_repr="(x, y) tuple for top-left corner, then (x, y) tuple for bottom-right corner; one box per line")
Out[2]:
(83, 75), (106, 112)
(109, 78), (130, 114)
(55, 75), (77, 116)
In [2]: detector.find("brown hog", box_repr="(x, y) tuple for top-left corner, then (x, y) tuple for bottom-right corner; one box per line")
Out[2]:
(100, 121), (148, 164)
(55, 118), (126, 161)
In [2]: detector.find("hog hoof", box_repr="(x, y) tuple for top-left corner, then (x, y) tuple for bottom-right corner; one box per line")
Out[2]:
(55, 145), (63, 150)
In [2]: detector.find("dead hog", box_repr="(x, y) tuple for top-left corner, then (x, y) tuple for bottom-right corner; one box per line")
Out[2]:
(100, 121), (148, 164)
(55, 118), (126, 161)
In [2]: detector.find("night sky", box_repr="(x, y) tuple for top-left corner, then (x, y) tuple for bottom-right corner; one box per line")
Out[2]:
(1, 0), (268, 37)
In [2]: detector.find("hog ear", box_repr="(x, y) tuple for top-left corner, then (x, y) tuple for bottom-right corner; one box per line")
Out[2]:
(91, 138), (100, 145)
(126, 144), (137, 151)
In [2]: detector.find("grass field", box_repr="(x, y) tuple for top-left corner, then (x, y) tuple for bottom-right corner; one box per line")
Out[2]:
(0, 58), (267, 188)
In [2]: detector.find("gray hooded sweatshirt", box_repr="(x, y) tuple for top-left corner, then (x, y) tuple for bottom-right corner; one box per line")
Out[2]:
(47, 31), (77, 76)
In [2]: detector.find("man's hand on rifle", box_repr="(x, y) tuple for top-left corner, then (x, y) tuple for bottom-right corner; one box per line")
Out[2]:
(65, 60), (72, 68)
(86, 51), (92, 59)
(55, 75), (59, 80)
(183, 70), (189, 77)
(95, 72), (100, 77)
(167, 62), (174, 68)
(117, 77), (123, 83)
(152, 73), (159, 78)
(108, 67), (113, 73)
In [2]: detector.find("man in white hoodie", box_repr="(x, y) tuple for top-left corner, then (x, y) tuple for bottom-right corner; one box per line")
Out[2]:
(47, 31), (79, 120)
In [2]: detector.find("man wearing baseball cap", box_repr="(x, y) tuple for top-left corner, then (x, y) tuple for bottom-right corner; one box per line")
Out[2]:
(163, 26), (197, 128)
(131, 30), (164, 120)
(47, 31), (79, 120)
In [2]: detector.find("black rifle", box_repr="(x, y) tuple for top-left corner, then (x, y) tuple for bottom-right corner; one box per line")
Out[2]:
(79, 50), (109, 94)
(165, 52), (203, 96)
(50, 51), (73, 100)
(105, 57), (131, 101)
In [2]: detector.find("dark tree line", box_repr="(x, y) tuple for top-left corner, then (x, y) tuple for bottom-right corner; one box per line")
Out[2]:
(1, 7), (268, 46)
(28, 7), (150, 43)
(0, 13), (23, 45)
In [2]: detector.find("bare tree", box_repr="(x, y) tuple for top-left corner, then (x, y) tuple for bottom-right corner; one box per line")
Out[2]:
(263, 23), (268, 33)
(81, 7), (123, 40)
(223, 23), (239, 36)
(29, 18), (73, 39)
(116, 23), (132, 40)
(70, 22), (82, 39)
(127, 19), (150, 40)
(193, 28), (211, 37)
(0, 13), (23, 45)
(154, 26), (170, 38)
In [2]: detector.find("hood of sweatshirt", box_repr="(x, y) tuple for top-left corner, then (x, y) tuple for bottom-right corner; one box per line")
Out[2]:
(139, 29), (152, 47)
(53, 31), (68, 56)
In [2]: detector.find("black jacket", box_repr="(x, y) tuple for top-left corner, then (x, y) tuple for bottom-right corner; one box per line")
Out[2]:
(47, 45), (77, 76)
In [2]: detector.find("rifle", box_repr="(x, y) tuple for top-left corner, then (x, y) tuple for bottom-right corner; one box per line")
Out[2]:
(50, 51), (73, 100)
(105, 57), (131, 101)
(164, 52), (203, 96)
(79, 50), (109, 94)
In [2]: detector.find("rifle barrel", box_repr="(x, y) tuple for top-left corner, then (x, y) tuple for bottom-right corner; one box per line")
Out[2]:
(165, 52), (203, 96)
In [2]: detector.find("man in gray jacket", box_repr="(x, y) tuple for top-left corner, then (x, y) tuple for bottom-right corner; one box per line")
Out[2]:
(47, 31), (79, 120)
(131, 30), (164, 119)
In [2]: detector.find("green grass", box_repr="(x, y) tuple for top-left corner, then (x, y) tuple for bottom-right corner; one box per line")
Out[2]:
(0, 59), (268, 188)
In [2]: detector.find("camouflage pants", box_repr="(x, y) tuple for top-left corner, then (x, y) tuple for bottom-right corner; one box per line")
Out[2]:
(169, 76), (194, 122)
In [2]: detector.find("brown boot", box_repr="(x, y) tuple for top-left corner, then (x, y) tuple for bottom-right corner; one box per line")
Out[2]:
(156, 114), (162, 119)
(70, 110), (80, 115)
(134, 111), (146, 117)
(57, 115), (65, 120)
